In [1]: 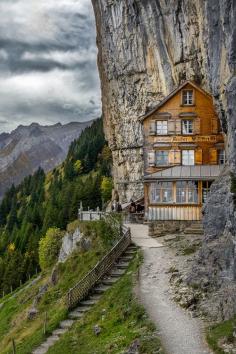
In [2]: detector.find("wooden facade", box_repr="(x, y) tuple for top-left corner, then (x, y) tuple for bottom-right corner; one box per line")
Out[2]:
(141, 81), (225, 221)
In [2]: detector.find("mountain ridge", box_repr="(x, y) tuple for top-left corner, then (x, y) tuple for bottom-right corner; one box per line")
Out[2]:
(0, 120), (93, 199)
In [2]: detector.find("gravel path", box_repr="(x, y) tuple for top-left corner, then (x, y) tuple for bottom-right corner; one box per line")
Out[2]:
(127, 223), (212, 354)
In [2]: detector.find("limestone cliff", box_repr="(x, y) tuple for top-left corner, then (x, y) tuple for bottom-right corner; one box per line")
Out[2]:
(92, 0), (236, 319)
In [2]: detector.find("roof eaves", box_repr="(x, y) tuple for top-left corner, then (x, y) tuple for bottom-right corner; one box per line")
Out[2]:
(139, 80), (212, 123)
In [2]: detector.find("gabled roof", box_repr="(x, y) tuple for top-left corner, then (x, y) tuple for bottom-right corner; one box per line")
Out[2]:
(139, 81), (212, 122)
(144, 165), (223, 181)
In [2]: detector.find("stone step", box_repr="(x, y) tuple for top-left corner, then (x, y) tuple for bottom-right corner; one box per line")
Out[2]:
(89, 294), (102, 301)
(127, 246), (138, 251)
(184, 229), (204, 235)
(59, 319), (75, 329)
(52, 328), (68, 336)
(186, 226), (203, 230)
(41, 335), (60, 348)
(102, 277), (118, 286)
(80, 299), (98, 306)
(119, 256), (133, 262)
(125, 248), (137, 253)
(116, 262), (129, 269)
(68, 311), (84, 320)
(93, 284), (111, 294)
(75, 305), (91, 313)
(110, 269), (126, 277)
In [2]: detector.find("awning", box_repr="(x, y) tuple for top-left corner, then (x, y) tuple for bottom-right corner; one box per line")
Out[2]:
(144, 165), (224, 181)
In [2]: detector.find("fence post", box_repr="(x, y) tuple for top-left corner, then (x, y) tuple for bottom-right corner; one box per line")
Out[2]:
(12, 339), (16, 354)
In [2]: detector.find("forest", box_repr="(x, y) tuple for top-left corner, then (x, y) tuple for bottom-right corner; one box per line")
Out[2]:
(0, 118), (113, 294)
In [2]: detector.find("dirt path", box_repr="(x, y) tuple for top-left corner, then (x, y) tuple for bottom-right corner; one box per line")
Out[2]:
(127, 223), (212, 354)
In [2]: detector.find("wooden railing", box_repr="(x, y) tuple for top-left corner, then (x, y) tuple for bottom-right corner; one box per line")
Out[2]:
(66, 224), (131, 310)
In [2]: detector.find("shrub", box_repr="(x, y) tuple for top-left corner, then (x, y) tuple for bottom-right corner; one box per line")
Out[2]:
(101, 177), (113, 203)
(39, 228), (64, 270)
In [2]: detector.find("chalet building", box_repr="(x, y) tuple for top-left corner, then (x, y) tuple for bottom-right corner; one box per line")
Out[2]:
(140, 81), (225, 221)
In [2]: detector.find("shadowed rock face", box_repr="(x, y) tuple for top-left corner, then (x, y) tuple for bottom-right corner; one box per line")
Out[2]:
(92, 0), (236, 319)
(0, 121), (92, 200)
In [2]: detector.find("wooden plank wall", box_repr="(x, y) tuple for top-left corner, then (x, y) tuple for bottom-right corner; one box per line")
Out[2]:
(148, 206), (202, 221)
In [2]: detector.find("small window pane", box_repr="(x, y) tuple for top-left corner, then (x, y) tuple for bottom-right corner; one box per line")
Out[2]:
(182, 120), (193, 134)
(183, 90), (193, 105)
(156, 151), (169, 166)
(176, 181), (187, 203)
(188, 181), (198, 203)
(182, 150), (195, 165)
(176, 181), (198, 204)
(150, 182), (173, 203)
(218, 150), (225, 165)
(156, 121), (168, 135)
(150, 183), (161, 203)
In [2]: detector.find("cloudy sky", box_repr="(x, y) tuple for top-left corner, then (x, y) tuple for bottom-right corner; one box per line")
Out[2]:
(0, 0), (101, 133)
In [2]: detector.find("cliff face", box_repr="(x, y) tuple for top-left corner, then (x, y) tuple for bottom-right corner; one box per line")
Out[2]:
(92, 0), (236, 319)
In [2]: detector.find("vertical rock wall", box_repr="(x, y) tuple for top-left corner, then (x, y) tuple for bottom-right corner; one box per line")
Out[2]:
(92, 0), (236, 200)
(92, 0), (236, 318)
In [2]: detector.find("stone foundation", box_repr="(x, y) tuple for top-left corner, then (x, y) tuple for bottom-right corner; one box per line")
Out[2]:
(149, 220), (193, 238)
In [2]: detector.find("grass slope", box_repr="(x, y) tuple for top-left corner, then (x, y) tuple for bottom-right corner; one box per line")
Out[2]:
(47, 253), (164, 354)
(0, 220), (119, 354)
(207, 317), (236, 353)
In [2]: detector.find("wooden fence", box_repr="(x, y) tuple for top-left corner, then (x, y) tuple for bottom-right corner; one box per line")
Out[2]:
(66, 224), (131, 310)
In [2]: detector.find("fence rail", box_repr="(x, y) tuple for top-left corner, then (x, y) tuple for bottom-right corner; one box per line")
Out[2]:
(66, 223), (131, 310)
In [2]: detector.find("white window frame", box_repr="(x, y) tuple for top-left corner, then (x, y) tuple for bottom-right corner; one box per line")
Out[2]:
(156, 120), (168, 135)
(182, 90), (194, 105)
(182, 119), (193, 134)
(182, 150), (195, 166)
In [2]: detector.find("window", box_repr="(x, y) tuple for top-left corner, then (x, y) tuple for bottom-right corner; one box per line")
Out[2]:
(156, 120), (168, 135)
(182, 150), (195, 165)
(156, 150), (169, 166)
(150, 182), (173, 204)
(218, 149), (225, 165)
(182, 90), (194, 105)
(202, 181), (212, 203)
(182, 120), (193, 134)
(176, 181), (198, 204)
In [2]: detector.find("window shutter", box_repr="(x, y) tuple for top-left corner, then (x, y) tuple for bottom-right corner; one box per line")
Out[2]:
(174, 150), (181, 164)
(193, 117), (201, 134)
(148, 150), (156, 166)
(175, 119), (182, 135)
(169, 150), (181, 165)
(168, 150), (175, 165)
(168, 119), (175, 134)
(209, 148), (217, 165)
(149, 120), (156, 135)
(195, 148), (203, 165)
(211, 118), (218, 134)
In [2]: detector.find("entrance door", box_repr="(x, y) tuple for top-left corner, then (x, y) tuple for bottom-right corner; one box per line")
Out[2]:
(202, 181), (212, 203)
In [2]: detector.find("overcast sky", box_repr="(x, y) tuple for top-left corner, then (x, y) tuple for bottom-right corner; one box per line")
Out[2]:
(0, 0), (101, 133)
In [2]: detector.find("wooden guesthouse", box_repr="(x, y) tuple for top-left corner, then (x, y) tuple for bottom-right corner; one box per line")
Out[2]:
(140, 81), (225, 221)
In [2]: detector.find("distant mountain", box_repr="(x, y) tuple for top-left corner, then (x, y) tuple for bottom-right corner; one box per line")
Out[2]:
(0, 121), (93, 199)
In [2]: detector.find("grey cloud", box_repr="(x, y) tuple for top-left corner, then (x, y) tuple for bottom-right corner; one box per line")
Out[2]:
(0, 0), (101, 133)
